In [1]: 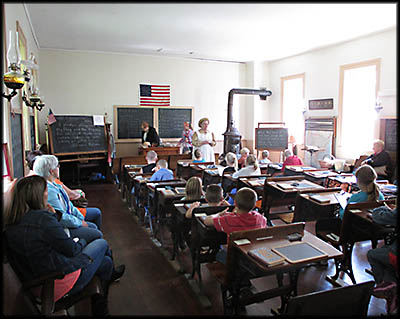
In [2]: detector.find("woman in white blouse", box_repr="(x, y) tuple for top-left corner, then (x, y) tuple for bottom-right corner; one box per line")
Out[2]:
(192, 117), (216, 163)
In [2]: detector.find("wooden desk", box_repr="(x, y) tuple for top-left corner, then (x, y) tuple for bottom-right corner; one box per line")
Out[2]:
(284, 165), (318, 176)
(262, 176), (324, 226)
(237, 175), (269, 197)
(226, 224), (342, 315)
(293, 188), (342, 222)
(304, 170), (339, 186)
(315, 200), (396, 286)
(146, 179), (186, 241)
(175, 204), (232, 288)
(138, 146), (180, 156)
(267, 163), (283, 175)
(122, 164), (145, 202)
(221, 174), (236, 196)
(326, 173), (359, 192)
(202, 168), (222, 187)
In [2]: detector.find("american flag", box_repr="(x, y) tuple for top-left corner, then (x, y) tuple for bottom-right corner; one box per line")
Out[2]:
(47, 108), (57, 125)
(139, 84), (170, 106)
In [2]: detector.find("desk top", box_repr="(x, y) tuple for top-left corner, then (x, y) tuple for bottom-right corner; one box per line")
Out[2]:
(304, 170), (339, 179)
(300, 190), (340, 206)
(234, 230), (342, 274)
(285, 165), (317, 173)
(267, 179), (324, 193)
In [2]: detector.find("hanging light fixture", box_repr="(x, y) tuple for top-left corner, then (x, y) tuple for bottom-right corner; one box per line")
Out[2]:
(2, 31), (25, 102)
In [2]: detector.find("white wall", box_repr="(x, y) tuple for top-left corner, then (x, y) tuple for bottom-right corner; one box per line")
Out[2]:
(38, 49), (248, 156)
(264, 28), (397, 160)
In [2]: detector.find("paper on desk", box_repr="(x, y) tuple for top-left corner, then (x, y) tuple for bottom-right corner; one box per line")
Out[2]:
(194, 213), (207, 217)
(234, 238), (251, 245)
(93, 115), (104, 126)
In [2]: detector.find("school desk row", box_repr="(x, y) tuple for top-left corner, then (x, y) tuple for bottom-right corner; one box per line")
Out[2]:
(117, 165), (396, 314)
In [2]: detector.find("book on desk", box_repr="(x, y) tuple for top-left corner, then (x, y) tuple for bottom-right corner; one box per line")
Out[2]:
(248, 247), (285, 267)
(174, 187), (186, 194)
(309, 194), (331, 204)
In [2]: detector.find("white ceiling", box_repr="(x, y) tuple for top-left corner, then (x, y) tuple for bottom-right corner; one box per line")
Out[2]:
(25, 3), (397, 63)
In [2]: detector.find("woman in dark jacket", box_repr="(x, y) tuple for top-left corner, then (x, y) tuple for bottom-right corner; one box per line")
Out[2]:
(3, 175), (122, 315)
(141, 121), (160, 146)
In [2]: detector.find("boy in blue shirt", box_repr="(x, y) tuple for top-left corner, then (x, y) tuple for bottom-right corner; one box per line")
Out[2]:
(149, 159), (174, 181)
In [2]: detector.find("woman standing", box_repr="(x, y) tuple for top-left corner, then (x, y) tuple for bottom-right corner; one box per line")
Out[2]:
(192, 117), (216, 163)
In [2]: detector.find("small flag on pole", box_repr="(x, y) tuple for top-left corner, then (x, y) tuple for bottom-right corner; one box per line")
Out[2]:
(139, 84), (170, 106)
(47, 108), (57, 125)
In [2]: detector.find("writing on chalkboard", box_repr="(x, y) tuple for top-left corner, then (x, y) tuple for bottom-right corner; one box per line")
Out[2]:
(158, 108), (192, 138)
(11, 113), (24, 178)
(255, 128), (288, 150)
(117, 107), (153, 139)
(49, 116), (107, 155)
(384, 119), (397, 152)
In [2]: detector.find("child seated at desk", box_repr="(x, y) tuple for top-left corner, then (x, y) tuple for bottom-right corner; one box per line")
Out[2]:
(201, 187), (267, 264)
(141, 150), (158, 174)
(149, 159), (174, 181)
(182, 176), (204, 201)
(185, 184), (229, 219)
(238, 147), (250, 169)
(339, 165), (384, 219)
(259, 150), (271, 164)
(222, 152), (238, 175)
(192, 149), (206, 163)
(282, 149), (303, 171)
(232, 154), (261, 179)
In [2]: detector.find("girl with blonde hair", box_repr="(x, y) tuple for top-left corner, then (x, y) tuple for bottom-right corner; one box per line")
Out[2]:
(339, 165), (384, 219)
(223, 152), (238, 174)
(232, 154), (261, 178)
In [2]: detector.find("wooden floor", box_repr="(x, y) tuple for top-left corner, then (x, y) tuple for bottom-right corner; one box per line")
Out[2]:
(81, 181), (389, 316)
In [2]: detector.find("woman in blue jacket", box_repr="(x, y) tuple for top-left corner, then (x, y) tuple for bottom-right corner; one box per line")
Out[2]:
(4, 175), (124, 315)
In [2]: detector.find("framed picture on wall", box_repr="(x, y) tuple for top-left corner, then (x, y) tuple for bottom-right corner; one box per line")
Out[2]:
(308, 98), (334, 110)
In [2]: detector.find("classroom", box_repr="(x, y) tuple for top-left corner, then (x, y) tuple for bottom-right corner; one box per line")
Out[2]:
(2, 3), (397, 316)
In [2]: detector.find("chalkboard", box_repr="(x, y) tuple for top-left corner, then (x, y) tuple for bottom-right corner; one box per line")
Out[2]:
(272, 242), (327, 263)
(49, 115), (107, 155)
(116, 107), (154, 139)
(158, 108), (192, 138)
(255, 128), (288, 150)
(10, 113), (24, 178)
(383, 119), (397, 152)
(30, 115), (35, 150)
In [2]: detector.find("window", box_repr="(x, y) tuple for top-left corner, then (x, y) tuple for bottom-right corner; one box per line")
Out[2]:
(338, 59), (380, 159)
(281, 74), (305, 146)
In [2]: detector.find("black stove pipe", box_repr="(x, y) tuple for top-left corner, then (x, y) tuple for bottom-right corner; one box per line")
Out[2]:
(222, 88), (272, 156)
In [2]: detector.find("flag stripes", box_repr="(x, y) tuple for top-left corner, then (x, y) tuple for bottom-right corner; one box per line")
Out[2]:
(139, 84), (170, 106)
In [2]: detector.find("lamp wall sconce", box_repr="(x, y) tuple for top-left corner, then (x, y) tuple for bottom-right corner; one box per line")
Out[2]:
(375, 95), (383, 113)
(2, 31), (45, 111)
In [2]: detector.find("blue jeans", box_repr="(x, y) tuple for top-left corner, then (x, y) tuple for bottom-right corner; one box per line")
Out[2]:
(68, 238), (113, 295)
(85, 207), (102, 229)
(69, 224), (103, 243)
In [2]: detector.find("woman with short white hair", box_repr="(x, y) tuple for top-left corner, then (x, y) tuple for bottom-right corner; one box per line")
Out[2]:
(33, 154), (102, 243)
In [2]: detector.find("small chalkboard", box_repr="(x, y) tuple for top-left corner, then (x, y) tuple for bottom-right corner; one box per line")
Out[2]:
(158, 108), (192, 138)
(49, 115), (107, 155)
(255, 128), (288, 150)
(272, 241), (327, 263)
(115, 106), (154, 140)
(381, 118), (397, 152)
(10, 113), (24, 178)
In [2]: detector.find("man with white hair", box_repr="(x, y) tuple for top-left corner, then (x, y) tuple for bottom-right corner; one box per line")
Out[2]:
(282, 148), (304, 171)
(361, 139), (394, 181)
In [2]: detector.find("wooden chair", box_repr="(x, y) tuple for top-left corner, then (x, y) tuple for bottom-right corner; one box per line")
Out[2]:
(206, 223), (306, 315)
(315, 199), (396, 286)
(3, 232), (103, 316)
(284, 280), (375, 316)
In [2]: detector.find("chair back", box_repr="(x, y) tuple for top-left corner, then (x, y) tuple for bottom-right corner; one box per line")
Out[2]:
(285, 281), (375, 315)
